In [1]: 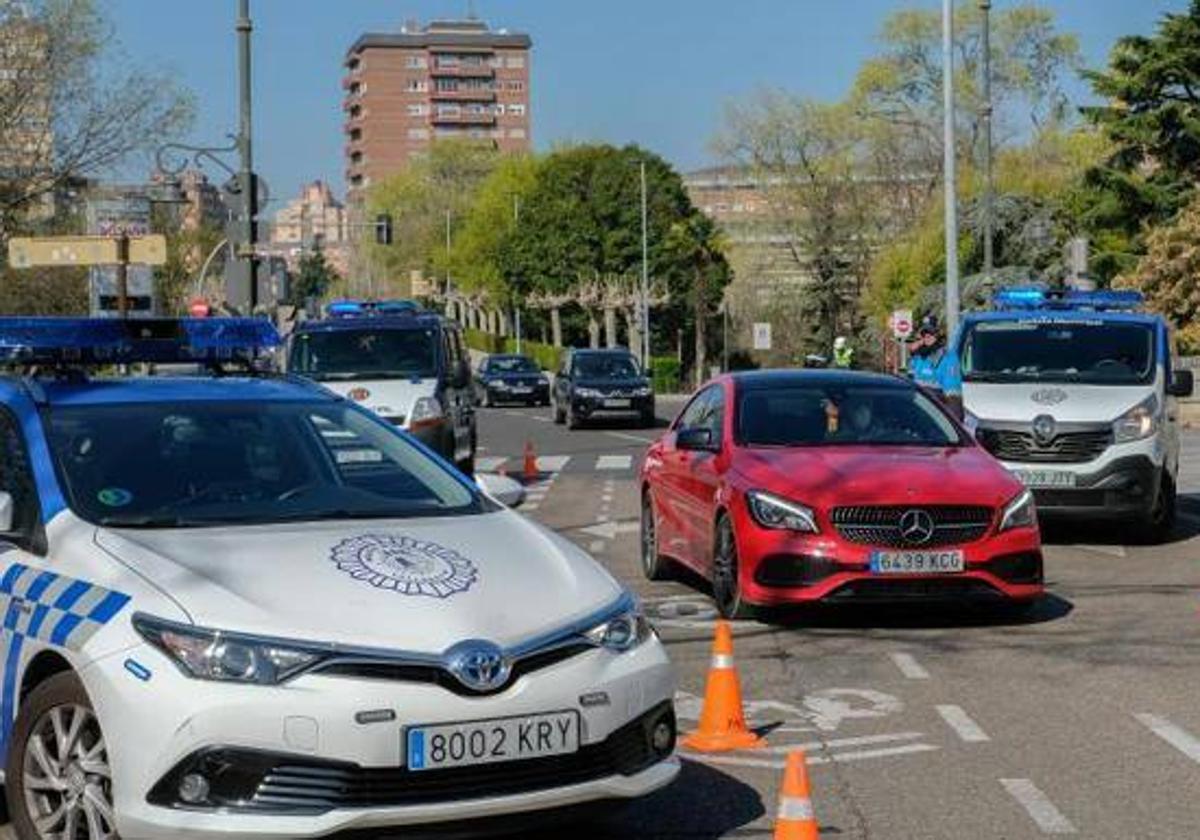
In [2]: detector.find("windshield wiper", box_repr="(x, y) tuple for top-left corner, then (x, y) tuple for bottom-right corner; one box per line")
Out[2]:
(98, 515), (218, 529)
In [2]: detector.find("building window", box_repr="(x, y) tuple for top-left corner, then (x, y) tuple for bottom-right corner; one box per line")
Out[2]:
(407, 103), (428, 116)
(350, 151), (363, 164)
(507, 80), (525, 92)
(435, 127), (462, 139)
(349, 82), (362, 95)
(509, 103), (526, 116)
(436, 54), (460, 68)
(505, 56), (526, 69)
(436, 78), (458, 92)
(349, 128), (362, 142)
(408, 128), (430, 140)
(349, 105), (362, 118)
(406, 78), (428, 92)
(509, 128), (526, 139)
(350, 174), (364, 187)
(467, 104), (487, 115)
(347, 57), (360, 71)
(494, 104), (505, 116)
(488, 56), (502, 68)
(406, 55), (428, 69)
(437, 104), (461, 116)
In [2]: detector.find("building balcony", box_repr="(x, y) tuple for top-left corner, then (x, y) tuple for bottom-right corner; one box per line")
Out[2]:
(431, 111), (497, 126)
(429, 88), (496, 102)
(429, 64), (495, 79)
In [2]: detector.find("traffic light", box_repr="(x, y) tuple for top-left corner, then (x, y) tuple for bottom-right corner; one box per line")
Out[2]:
(375, 214), (394, 246)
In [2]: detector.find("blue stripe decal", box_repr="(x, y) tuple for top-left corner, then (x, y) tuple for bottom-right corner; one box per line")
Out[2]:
(23, 571), (57, 602)
(0, 632), (24, 760)
(87, 592), (130, 624)
(2, 601), (20, 632)
(26, 604), (50, 639)
(52, 581), (91, 611)
(0, 565), (27, 595)
(48, 614), (83, 648)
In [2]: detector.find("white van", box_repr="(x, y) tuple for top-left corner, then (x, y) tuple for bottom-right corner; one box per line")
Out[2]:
(956, 288), (1194, 542)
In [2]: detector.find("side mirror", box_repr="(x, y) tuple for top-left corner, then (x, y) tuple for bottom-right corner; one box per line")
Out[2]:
(1170, 370), (1194, 398)
(475, 473), (526, 509)
(676, 427), (717, 452)
(0, 491), (15, 533)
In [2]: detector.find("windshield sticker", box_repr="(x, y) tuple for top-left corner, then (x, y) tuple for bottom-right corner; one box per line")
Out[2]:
(330, 535), (478, 598)
(97, 488), (133, 508)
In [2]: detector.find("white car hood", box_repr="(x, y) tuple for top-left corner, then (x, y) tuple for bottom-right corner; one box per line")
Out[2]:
(320, 378), (437, 423)
(964, 381), (1156, 424)
(95, 511), (622, 652)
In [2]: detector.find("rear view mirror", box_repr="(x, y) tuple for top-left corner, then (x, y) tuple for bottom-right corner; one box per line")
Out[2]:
(0, 491), (14, 533)
(677, 427), (717, 452)
(1170, 369), (1194, 398)
(475, 473), (526, 509)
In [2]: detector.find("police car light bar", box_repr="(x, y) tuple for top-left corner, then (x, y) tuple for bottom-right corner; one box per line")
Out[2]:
(0, 317), (280, 365)
(992, 286), (1145, 312)
(325, 299), (421, 318)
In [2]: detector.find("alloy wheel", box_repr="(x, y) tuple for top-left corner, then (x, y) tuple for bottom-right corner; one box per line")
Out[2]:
(712, 518), (741, 617)
(22, 704), (116, 839)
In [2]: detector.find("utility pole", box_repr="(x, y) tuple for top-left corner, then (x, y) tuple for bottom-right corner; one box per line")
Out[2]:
(943, 0), (960, 337)
(640, 160), (650, 366)
(513, 195), (522, 354)
(980, 0), (994, 282)
(235, 0), (259, 312)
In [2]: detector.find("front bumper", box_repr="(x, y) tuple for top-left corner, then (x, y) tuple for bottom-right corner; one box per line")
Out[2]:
(1002, 454), (1162, 518)
(85, 638), (676, 838)
(571, 394), (655, 418)
(486, 382), (550, 404)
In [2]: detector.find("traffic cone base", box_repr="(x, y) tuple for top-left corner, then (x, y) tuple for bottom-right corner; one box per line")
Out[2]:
(774, 750), (819, 840)
(681, 620), (765, 753)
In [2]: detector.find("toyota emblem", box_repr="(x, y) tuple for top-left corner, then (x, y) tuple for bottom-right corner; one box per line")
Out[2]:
(899, 509), (935, 546)
(444, 640), (511, 693)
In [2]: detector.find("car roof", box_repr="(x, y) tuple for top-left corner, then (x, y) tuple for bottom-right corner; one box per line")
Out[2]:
(570, 348), (635, 356)
(730, 369), (911, 390)
(962, 309), (1161, 327)
(18, 376), (338, 408)
(293, 313), (449, 334)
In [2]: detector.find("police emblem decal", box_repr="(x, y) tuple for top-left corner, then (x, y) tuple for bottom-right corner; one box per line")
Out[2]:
(330, 535), (478, 598)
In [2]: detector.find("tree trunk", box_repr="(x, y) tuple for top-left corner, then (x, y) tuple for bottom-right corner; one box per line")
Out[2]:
(551, 307), (563, 348)
(625, 308), (642, 364)
(498, 310), (510, 338)
(587, 311), (601, 348)
(694, 268), (708, 388)
(604, 307), (617, 348)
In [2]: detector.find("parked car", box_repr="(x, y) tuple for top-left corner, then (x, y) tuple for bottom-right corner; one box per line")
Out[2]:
(553, 348), (655, 429)
(640, 370), (1044, 619)
(474, 354), (551, 407)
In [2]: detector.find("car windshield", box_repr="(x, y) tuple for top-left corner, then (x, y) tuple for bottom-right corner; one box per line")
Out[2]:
(736, 385), (964, 448)
(574, 355), (640, 379)
(961, 320), (1156, 385)
(289, 328), (439, 382)
(46, 401), (487, 528)
(487, 356), (539, 374)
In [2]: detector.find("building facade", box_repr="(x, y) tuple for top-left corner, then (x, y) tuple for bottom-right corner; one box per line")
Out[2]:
(263, 181), (351, 277)
(343, 18), (532, 197)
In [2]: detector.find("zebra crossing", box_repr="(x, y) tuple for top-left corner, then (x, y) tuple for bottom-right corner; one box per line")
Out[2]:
(475, 453), (637, 475)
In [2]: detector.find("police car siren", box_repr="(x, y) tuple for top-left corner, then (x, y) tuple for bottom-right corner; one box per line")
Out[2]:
(993, 285), (1145, 312)
(325, 299), (422, 318)
(0, 317), (280, 365)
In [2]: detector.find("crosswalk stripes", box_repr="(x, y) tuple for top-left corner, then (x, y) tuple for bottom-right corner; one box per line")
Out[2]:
(477, 456), (508, 473)
(596, 454), (634, 471)
(477, 454), (641, 475)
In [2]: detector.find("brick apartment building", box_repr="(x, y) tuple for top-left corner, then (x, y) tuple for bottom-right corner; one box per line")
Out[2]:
(342, 18), (532, 199)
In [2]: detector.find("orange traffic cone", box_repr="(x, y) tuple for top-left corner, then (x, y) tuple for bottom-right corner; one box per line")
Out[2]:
(774, 750), (819, 840)
(681, 620), (765, 752)
(523, 440), (539, 481)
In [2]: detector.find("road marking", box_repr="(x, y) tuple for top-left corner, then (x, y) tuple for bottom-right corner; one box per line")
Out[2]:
(689, 743), (938, 771)
(596, 454), (634, 470)
(530, 416), (550, 423)
(477, 456), (508, 473)
(890, 653), (930, 680)
(589, 540), (606, 553)
(1077, 544), (1127, 558)
(762, 732), (924, 753)
(579, 520), (639, 540)
(1001, 779), (1076, 834)
(1135, 714), (1200, 765)
(936, 705), (990, 743)
(604, 431), (656, 445)
(537, 455), (571, 473)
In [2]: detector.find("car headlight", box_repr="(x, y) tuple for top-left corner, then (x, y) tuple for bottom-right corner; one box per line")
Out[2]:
(999, 489), (1037, 532)
(962, 410), (980, 434)
(746, 490), (819, 533)
(409, 396), (445, 429)
(538, 375), (550, 385)
(134, 614), (325, 685)
(576, 387), (603, 398)
(492, 380), (511, 390)
(633, 385), (653, 397)
(583, 599), (652, 652)
(1112, 395), (1159, 444)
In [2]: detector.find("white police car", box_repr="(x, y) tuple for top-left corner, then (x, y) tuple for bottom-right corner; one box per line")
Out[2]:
(0, 318), (677, 838)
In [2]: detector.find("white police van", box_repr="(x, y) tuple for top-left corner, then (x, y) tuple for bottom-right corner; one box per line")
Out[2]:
(0, 318), (677, 838)
(957, 287), (1194, 541)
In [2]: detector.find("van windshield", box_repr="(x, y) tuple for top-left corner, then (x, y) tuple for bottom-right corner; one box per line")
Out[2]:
(961, 320), (1156, 386)
(289, 328), (439, 382)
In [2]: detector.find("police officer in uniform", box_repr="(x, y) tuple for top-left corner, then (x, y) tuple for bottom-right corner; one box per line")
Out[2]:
(907, 316), (963, 417)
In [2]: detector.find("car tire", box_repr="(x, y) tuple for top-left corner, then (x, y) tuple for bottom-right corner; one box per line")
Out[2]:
(567, 411), (582, 430)
(1137, 473), (1177, 544)
(712, 514), (756, 621)
(640, 492), (671, 581)
(7, 671), (118, 840)
(639, 409), (656, 428)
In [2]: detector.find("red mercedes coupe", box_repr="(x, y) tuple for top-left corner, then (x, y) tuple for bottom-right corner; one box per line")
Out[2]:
(640, 370), (1044, 619)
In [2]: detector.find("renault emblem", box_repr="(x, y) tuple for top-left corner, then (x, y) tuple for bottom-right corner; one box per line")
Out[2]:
(899, 509), (935, 546)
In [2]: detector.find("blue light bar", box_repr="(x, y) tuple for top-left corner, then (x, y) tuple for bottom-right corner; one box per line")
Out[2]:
(325, 299), (421, 318)
(326, 300), (364, 317)
(0, 318), (280, 365)
(992, 286), (1145, 312)
(992, 285), (1050, 309)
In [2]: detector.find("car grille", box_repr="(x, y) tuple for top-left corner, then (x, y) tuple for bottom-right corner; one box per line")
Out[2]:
(977, 428), (1110, 464)
(831, 506), (994, 548)
(148, 703), (676, 814)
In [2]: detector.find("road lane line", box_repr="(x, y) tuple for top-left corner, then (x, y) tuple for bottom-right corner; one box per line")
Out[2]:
(890, 653), (930, 680)
(760, 732), (925, 753)
(604, 431), (656, 445)
(1001, 779), (1076, 834)
(1135, 714), (1200, 764)
(537, 455), (571, 473)
(596, 455), (634, 470)
(477, 457), (508, 472)
(686, 743), (938, 771)
(936, 705), (990, 743)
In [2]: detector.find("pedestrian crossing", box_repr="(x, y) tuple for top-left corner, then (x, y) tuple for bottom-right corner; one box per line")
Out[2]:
(475, 453), (639, 475)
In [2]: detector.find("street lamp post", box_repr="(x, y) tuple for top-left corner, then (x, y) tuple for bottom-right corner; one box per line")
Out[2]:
(236, 0), (258, 310)
(513, 194), (522, 354)
(639, 159), (650, 366)
(980, 0), (994, 282)
(943, 0), (961, 337)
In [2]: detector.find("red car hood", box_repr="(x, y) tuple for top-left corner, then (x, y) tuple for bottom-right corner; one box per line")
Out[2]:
(733, 445), (1021, 510)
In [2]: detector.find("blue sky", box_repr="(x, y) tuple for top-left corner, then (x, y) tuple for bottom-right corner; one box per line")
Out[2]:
(106, 0), (1183, 208)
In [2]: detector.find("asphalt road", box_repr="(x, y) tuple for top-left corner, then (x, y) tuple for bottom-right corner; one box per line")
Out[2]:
(2, 407), (1198, 839)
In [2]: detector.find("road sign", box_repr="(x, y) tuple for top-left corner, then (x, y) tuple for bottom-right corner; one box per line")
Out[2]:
(891, 309), (914, 340)
(7, 236), (168, 269)
(753, 322), (773, 351)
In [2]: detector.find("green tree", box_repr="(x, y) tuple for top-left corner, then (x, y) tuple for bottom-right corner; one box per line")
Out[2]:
(1077, 1), (1200, 282)
(290, 247), (337, 308)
